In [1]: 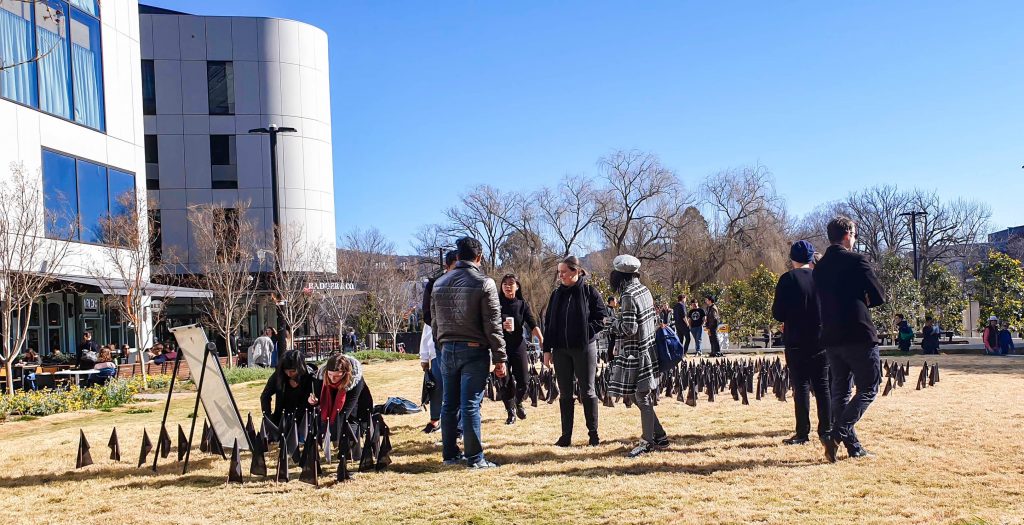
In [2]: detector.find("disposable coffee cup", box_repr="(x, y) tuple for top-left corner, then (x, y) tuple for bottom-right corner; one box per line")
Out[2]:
(505, 317), (515, 331)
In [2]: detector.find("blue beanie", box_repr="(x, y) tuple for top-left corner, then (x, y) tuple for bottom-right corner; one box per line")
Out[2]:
(790, 240), (815, 264)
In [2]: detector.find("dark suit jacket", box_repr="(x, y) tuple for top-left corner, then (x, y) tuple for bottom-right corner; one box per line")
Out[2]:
(812, 244), (886, 347)
(771, 267), (821, 353)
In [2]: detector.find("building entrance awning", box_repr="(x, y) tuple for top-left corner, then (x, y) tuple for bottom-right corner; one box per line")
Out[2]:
(55, 275), (213, 299)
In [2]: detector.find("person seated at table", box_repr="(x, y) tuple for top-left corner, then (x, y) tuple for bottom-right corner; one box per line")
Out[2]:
(260, 350), (316, 427)
(152, 345), (178, 364)
(22, 348), (41, 364)
(90, 348), (118, 386)
(119, 344), (131, 360)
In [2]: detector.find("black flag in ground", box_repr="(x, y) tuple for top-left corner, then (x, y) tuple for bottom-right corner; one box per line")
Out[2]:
(158, 424), (172, 459)
(323, 415), (332, 464)
(297, 411), (309, 445)
(288, 419), (301, 464)
(250, 437), (268, 477)
(209, 429), (226, 459)
(337, 421), (351, 482)
(199, 420), (210, 453)
(882, 377), (893, 396)
(108, 427), (121, 461)
(375, 416), (393, 472)
(137, 429), (153, 468)
(76, 430), (93, 468)
(275, 435), (290, 483)
(228, 439), (244, 483)
(177, 424), (189, 462)
(359, 416), (380, 472)
(261, 414), (280, 443)
(245, 413), (258, 446)
(299, 421), (320, 486)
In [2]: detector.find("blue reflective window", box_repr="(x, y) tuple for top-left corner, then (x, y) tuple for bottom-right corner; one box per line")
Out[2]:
(70, 10), (103, 129)
(0, 2), (38, 107)
(141, 60), (156, 115)
(108, 169), (135, 218)
(76, 159), (108, 244)
(68, 0), (97, 17)
(35, 0), (72, 120)
(41, 150), (78, 239)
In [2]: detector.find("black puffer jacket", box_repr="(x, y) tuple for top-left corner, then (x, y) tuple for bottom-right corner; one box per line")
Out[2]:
(543, 277), (606, 352)
(430, 261), (507, 364)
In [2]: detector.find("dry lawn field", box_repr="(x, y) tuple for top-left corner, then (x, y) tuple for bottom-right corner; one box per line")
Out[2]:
(1, 354), (1022, 525)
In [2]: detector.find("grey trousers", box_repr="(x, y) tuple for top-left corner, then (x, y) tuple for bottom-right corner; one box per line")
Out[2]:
(635, 379), (666, 443)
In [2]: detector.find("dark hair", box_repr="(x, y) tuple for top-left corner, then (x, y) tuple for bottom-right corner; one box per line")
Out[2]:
(925, 315), (934, 322)
(704, 294), (716, 303)
(895, 314), (904, 320)
(559, 255), (587, 277)
(456, 237), (483, 261)
(677, 294), (684, 302)
(609, 270), (638, 292)
(444, 249), (458, 267)
(275, 350), (307, 389)
(827, 216), (856, 244)
(499, 273), (524, 302)
(607, 295), (616, 304)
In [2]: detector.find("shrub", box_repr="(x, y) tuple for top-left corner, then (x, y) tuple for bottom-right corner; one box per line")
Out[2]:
(0, 378), (145, 422)
(353, 350), (419, 362)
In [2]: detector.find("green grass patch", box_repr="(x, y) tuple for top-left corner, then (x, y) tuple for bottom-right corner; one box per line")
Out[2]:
(222, 366), (275, 385)
(352, 350), (419, 362)
(125, 408), (153, 415)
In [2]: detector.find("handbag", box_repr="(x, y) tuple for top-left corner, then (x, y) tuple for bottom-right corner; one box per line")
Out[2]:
(655, 326), (686, 373)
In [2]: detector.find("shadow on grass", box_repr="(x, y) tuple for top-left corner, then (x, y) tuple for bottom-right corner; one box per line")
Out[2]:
(0, 456), (222, 489)
(516, 456), (823, 477)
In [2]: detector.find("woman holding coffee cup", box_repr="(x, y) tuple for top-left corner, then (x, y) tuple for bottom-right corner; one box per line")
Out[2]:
(498, 273), (543, 425)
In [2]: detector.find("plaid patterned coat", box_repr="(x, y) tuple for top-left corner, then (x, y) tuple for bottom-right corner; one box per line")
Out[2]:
(607, 279), (659, 397)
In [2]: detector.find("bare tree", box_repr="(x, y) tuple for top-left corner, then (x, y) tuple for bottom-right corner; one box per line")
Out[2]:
(89, 191), (165, 388)
(843, 185), (913, 261)
(374, 268), (417, 351)
(443, 185), (516, 272)
(536, 175), (602, 259)
(697, 164), (787, 283)
(267, 223), (331, 349)
(187, 202), (260, 368)
(410, 223), (453, 275)
(314, 248), (362, 343)
(0, 163), (75, 394)
(908, 191), (991, 279)
(595, 150), (688, 261)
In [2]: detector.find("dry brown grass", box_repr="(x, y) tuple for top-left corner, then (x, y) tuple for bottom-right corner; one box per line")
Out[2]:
(1, 354), (1022, 525)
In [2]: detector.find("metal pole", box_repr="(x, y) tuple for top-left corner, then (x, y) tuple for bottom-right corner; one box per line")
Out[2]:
(910, 216), (919, 280)
(153, 350), (184, 471)
(182, 345), (211, 475)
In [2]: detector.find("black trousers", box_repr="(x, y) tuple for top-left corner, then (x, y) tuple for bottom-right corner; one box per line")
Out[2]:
(785, 348), (831, 439)
(827, 344), (880, 451)
(551, 343), (599, 438)
(675, 322), (691, 354)
(502, 340), (529, 410)
(708, 327), (722, 355)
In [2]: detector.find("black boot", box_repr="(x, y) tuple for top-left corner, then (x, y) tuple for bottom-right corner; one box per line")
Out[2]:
(505, 410), (516, 425)
(515, 403), (527, 420)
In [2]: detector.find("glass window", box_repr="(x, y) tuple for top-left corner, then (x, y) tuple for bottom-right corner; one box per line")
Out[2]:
(68, 0), (97, 18)
(76, 159), (107, 244)
(70, 10), (103, 129)
(149, 209), (162, 264)
(108, 169), (135, 218)
(0, 1), (39, 107)
(210, 135), (237, 189)
(145, 135), (159, 190)
(141, 59), (155, 115)
(207, 61), (234, 115)
(41, 150), (78, 239)
(35, 0), (72, 120)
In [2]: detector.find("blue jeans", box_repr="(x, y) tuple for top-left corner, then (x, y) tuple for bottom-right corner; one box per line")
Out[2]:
(440, 342), (490, 464)
(690, 327), (703, 353)
(826, 344), (880, 451)
(430, 355), (462, 432)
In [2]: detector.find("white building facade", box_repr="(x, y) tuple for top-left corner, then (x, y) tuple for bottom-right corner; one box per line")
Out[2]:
(139, 6), (337, 272)
(0, 0), (152, 355)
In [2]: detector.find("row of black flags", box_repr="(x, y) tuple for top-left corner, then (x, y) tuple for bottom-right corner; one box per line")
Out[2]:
(76, 408), (393, 486)
(475, 356), (940, 408)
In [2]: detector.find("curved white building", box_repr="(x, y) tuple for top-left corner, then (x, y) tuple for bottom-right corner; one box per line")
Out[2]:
(139, 5), (336, 272)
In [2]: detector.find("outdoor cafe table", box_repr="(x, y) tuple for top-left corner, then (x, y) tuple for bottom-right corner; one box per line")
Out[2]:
(55, 370), (99, 387)
(14, 363), (38, 383)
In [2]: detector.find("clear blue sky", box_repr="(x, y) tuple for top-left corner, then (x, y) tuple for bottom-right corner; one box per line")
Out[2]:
(153, 1), (1024, 253)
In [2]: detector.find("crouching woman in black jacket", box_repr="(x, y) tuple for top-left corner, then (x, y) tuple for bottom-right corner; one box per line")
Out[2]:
(543, 256), (607, 447)
(260, 350), (316, 426)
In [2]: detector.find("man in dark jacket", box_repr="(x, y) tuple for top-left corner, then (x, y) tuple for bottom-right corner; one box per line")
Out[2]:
(431, 237), (507, 469)
(772, 240), (831, 447)
(813, 217), (886, 462)
(420, 250), (458, 434)
(672, 295), (691, 355)
(705, 296), (723, 357)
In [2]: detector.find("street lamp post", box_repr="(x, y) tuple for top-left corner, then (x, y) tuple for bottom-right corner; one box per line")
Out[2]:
(249, 125), (297, 355)
(900, 210), (927, 280)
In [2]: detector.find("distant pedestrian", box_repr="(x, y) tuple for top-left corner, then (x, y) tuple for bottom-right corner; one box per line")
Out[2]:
(983, 316), (1000, 355)
(813, 216), (886, 462)
(921, 315), (940, 355)
(248, 328), (276, 367)
(998, 322), (1015, 356)
(431, 237), (507, 469)
(498, 273), (543, 425)
(672, 295), (691, 355)
(420, 250), (458, 434)
(543, 255), (606, 447)
(705, 295), (723, 357)
(895, 314), (914, 353)
(772, 240), (831, 447)
(687, 300), (706, 356)
(606, 255), (667, 458)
